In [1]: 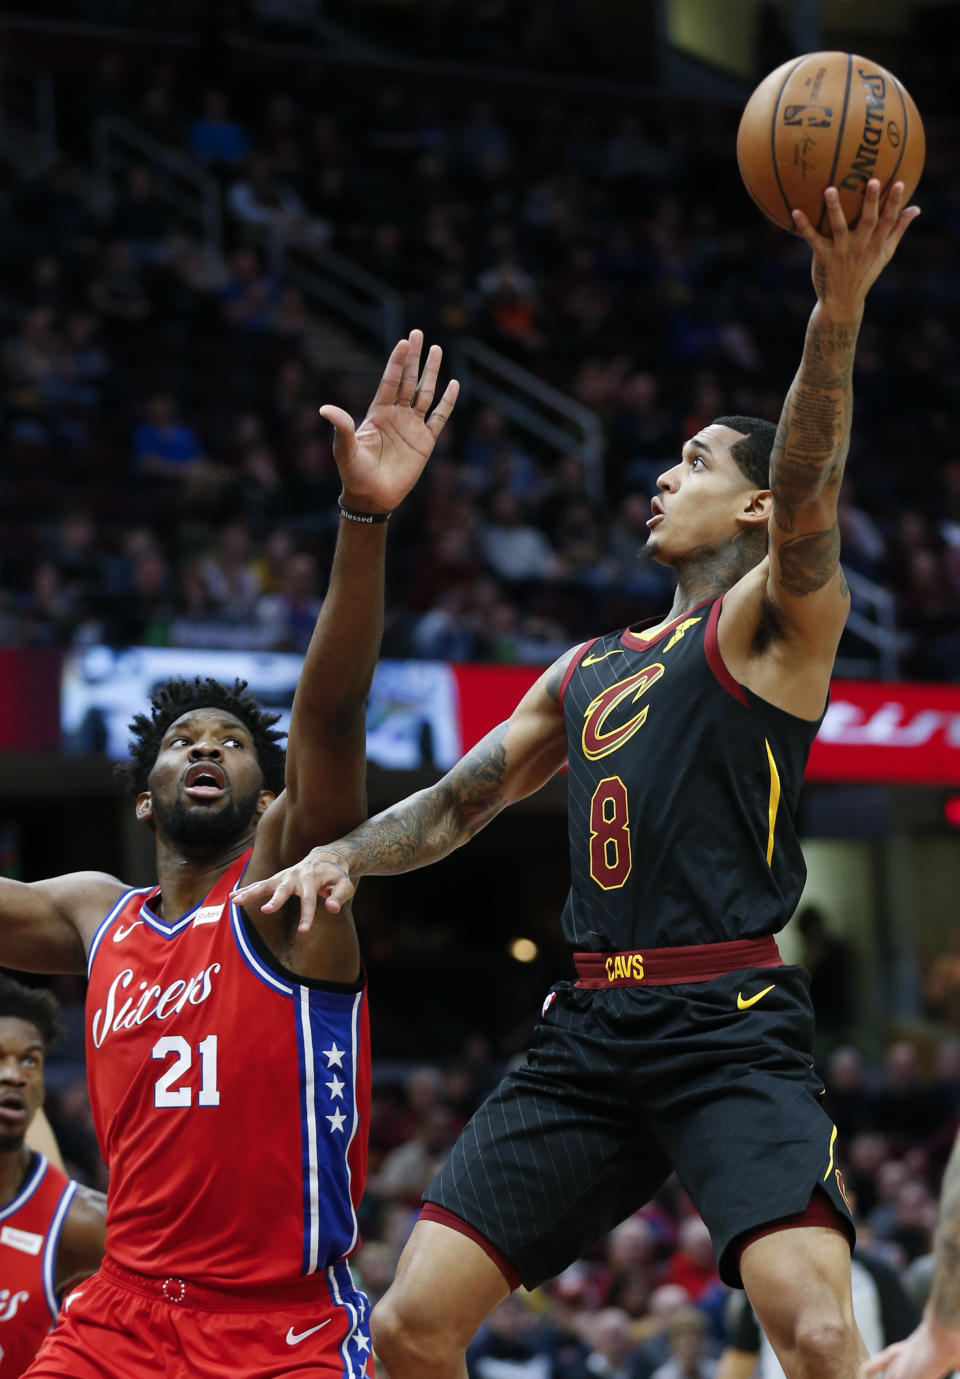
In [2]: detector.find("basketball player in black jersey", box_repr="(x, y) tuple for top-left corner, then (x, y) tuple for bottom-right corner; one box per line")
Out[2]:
(234, 180), (918, 1379)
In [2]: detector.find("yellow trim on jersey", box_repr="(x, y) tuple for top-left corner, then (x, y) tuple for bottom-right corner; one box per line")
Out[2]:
(764, 738), (781, 865)
(823, 1124), (838, 1181)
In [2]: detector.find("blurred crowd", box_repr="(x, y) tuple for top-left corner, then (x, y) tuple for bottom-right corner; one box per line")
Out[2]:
(1, 47), (960, 675)
(37, 1014), (960, 1377)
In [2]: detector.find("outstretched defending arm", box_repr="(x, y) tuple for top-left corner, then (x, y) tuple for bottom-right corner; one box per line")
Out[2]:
(766, 179), (917, 657)
(232, 648), (578, 932)
(861, 1130), (960, 1379)
(250, 330), (458, 873)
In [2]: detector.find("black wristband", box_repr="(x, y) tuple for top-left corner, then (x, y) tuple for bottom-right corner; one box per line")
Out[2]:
(338, 500), (390, 524)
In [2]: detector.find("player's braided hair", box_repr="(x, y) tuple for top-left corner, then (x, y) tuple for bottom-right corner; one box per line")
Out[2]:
(0, 974), (64, 1049)
(712, 415), (777, 489)
(118, 677), (286, 796)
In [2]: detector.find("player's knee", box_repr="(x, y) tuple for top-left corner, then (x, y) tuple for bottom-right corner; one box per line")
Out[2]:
(792, 1309), (857, 1378)
(371, 1292), (460, 1376)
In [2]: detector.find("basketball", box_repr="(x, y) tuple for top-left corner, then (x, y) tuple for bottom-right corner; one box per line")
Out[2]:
(736, 52), (925, 233)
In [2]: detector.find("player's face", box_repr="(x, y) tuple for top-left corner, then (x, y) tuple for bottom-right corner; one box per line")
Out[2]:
(0, 1017), (45, 1153)
(645, 424), (766, 565)
(140, 708), (273, 848)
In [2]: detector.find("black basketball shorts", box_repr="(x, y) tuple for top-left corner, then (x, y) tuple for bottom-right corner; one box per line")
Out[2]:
(423, 963), (854, 1290)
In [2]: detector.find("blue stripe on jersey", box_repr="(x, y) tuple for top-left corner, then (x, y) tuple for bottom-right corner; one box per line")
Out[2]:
(0, 1152), (47, 1221)
(42, 1180), (77, 1321)
(86, 887), (153, 976)
(297, 988), (363, 1275)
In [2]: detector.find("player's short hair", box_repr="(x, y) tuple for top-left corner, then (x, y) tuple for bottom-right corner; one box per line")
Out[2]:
(0, 974), (64, 1049)
(712, 415), (777, 488)
(118, 677), (286, 796)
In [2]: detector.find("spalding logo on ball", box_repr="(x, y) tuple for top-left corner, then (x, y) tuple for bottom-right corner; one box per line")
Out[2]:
(737, 52), (925, 233)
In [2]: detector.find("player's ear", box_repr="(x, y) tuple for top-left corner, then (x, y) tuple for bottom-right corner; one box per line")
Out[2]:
(740, 488), (772, 528)
(135, 792), (153, 823)
(255, 789), (276, 817)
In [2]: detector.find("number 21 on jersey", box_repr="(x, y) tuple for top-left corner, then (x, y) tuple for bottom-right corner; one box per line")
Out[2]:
(589, 776), (632, 890)
(152, 1035), (220, 1107)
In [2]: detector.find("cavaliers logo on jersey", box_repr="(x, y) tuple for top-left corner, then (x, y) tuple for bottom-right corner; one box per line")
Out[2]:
(581, 664), (665, 761)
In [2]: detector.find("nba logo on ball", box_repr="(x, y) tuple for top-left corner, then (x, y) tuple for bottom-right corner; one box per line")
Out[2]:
(783, 104), (832, 128)
(737, 51), (925, 234)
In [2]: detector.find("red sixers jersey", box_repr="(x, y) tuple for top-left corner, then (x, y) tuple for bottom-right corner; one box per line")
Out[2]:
(0, 1154), (76, 1377)
(85, 851), (371, 1288)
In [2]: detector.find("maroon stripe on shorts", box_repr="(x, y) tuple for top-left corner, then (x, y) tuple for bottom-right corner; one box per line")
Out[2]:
(418, 1203), (522, 1291)
(574, 936), (784, 987)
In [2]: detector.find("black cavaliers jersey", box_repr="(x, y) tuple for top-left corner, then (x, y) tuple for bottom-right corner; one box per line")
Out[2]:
(558, 596), (822, 952)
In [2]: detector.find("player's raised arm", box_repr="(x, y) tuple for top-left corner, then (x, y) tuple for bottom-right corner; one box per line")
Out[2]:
(254, 330), (459, 870)
(232, 647), (577, 932)
(767, 178), (918, 655)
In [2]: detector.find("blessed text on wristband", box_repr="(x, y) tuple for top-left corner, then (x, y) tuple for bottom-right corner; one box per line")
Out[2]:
(338, 500), (391, 525)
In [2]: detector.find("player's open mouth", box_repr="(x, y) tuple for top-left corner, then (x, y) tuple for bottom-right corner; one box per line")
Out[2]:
(0, 1096), (26, 1124)
(647, 497), (664, 529)
(183, 762), (227, 799)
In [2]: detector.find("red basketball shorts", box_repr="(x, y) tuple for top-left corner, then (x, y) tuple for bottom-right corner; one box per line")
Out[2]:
(23, 1257), (374, 1379)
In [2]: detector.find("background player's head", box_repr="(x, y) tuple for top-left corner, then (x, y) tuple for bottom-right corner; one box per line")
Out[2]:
(0, 976), (62, 1153)
(645, 416), (776, 572)
(119, 677), (286, 849)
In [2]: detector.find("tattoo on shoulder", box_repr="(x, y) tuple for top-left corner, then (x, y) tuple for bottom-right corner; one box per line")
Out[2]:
(776, 526), (842, 596)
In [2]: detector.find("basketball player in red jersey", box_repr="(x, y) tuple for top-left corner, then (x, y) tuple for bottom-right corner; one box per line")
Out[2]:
(0, 976), (105, 1377)
(0, 331), (458, 1378)
(235, 181), (918, 1379)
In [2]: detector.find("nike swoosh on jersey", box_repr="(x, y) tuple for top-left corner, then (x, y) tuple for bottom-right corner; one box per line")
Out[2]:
(582, 648), (626, 667)
(63, 1290), (84, 1311)
(737, 984), (775, 1010)
(286, 1320), (331, 1346)
(113, 922), (144, 942)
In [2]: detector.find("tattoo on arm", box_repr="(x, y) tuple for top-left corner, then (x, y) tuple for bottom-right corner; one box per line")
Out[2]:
(776, 526), (843, 596)
(772, 310), (859, 537)
(931, 1133), (960, 1327)
(333, 724), (511, 877)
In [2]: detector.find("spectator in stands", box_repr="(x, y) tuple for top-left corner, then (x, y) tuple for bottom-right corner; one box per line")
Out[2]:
(189, 87), (249, 166)
(219, 245), (281, 332)
(651, 1308), (718, 1379)
(823, 1046), (880, 1141)
(88, 240), (152, 323)
(108, 164), (172, 262)
(256, 549), (324, 653)
(132, 391), (207, 478)
(466, 1294), (549, 1379)
(228, 153), (324, 244)
(481, 488), (558, 585)
(569, 1307), (646, 1379)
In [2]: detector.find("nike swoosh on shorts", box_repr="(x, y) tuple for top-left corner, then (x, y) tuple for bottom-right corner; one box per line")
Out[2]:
(736, 984), (775, 1010)
(286, 1320), (332, 1345)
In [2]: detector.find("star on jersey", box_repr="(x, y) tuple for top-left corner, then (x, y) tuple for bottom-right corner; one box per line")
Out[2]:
(325, 1075), (345, 1100)
(326, 1109), (347, 1133)
(322, 1042), (345, 1069)
(352, 1333), (371, 1354)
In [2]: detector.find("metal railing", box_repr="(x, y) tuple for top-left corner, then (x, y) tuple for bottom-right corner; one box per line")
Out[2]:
(91, 115), (223, 266)
(835, 568), (901, 680)
(0, 58), (57, 175)
(451, 337), (605, 502)
(265, 230), (405, 356)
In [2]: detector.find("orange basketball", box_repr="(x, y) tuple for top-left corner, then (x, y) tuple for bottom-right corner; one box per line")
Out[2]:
(736, 51), (925, 233)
